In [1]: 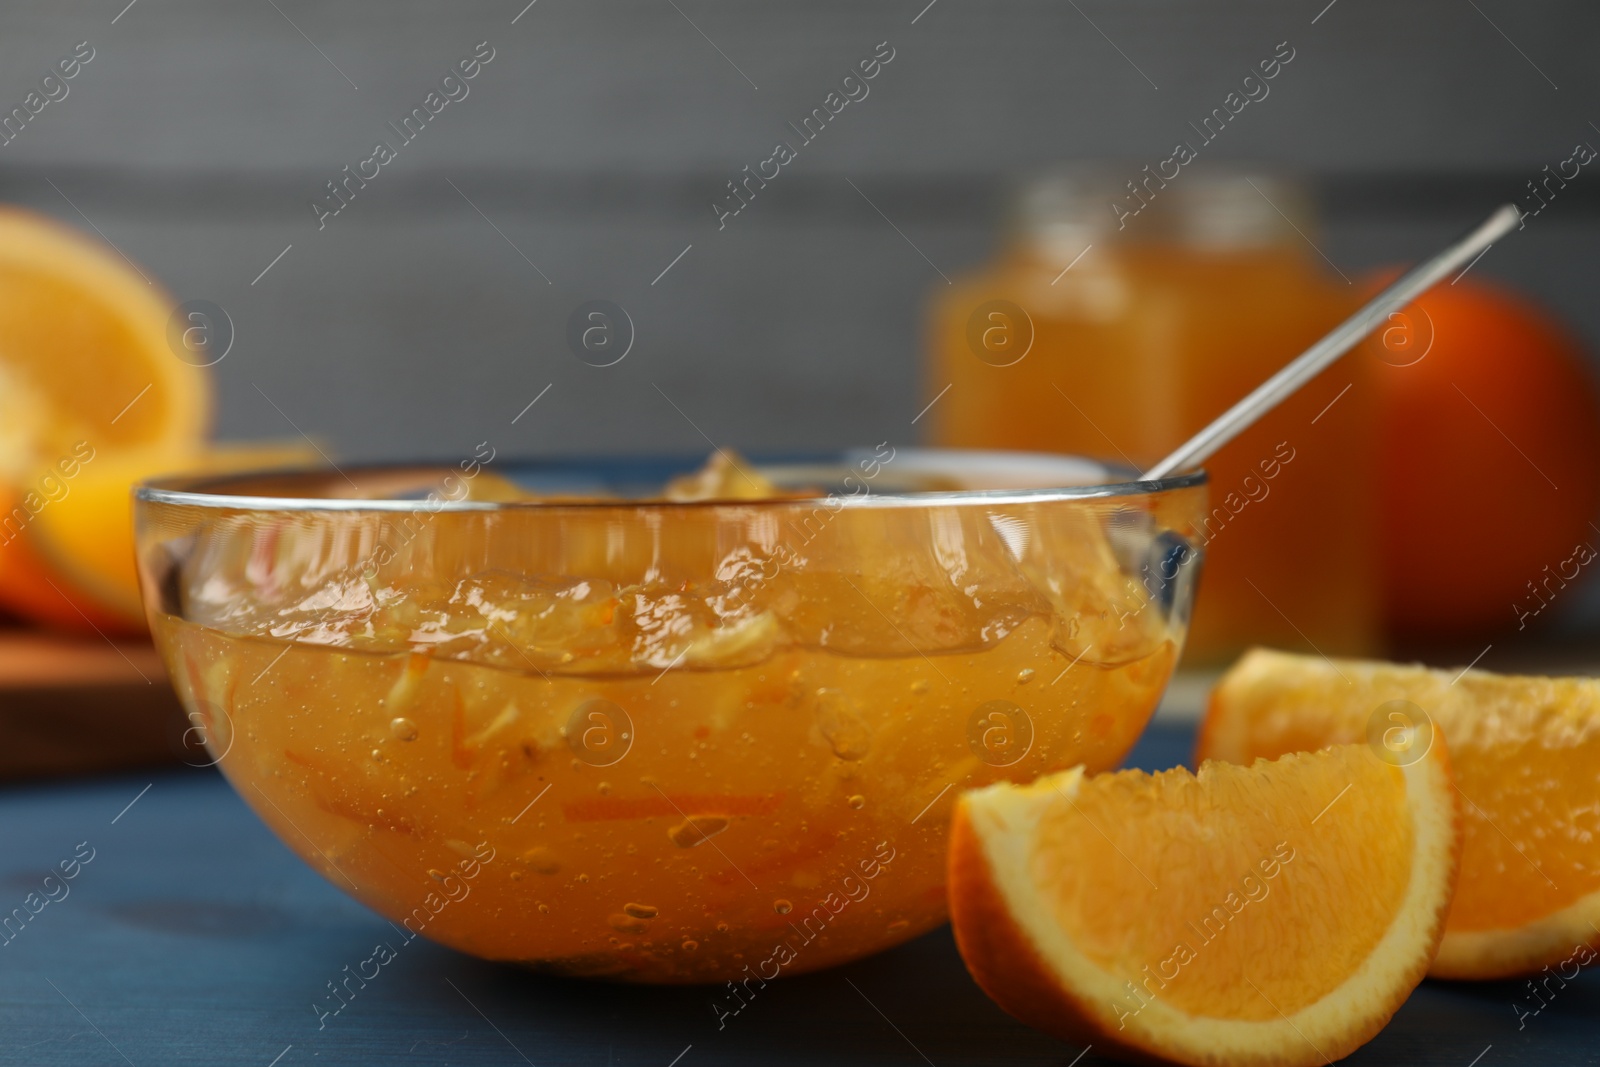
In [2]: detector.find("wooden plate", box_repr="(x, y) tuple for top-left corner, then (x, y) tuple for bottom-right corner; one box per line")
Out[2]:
(0, 629), (188, 780)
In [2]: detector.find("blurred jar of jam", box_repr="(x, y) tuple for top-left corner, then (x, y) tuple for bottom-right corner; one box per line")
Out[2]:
(927, 166), (1377, 663)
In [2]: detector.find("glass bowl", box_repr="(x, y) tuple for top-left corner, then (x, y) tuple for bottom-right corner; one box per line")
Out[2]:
(134, 449), (1206, 983)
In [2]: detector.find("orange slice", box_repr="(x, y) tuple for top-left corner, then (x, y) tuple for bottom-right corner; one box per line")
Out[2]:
(1199, 648), (1600, 979)
(0, 207), (210, 630)
(949, 743), (1459, 1067)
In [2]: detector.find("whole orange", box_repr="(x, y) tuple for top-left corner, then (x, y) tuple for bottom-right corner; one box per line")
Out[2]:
(1366, 271), (1600, 636)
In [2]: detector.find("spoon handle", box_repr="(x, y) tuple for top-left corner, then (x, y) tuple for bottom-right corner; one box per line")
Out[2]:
(1140, 203), (1523, 482)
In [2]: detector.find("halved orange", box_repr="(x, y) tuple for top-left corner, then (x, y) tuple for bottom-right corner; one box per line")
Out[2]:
(1200, 648), (1600, 980)
(949, 743), (1459, 1067)
(0, 207), (211, 631)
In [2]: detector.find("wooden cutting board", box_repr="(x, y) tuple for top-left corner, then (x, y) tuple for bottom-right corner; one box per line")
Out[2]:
(0, 628), (189, 780)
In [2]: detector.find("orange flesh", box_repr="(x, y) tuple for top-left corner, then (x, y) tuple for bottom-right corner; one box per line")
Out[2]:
(1036, 751), (1412, 1019)
(1447, 741), (1600, 931)
(0, 268), (177, 456)
(154, 612), (1176, 982)
(1201, 654), (1600, 935)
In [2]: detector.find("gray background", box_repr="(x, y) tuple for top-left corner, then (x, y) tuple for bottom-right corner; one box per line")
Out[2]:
(1, 0), (1596, 465)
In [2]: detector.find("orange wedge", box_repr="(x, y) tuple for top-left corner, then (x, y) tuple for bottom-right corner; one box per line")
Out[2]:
(1200, 648), (1600, 980)
(949, 743), (1459, 1067)
(0, 207), (210, 631)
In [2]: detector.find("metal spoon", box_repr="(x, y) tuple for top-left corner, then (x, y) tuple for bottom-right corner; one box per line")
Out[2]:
(1140, 203), (1522, 482)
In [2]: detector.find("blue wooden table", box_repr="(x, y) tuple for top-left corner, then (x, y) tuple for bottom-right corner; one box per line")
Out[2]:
(0, 725), (1590, 1066)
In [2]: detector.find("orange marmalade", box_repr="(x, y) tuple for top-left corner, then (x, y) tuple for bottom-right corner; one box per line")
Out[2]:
(142, 452), (1203, 982)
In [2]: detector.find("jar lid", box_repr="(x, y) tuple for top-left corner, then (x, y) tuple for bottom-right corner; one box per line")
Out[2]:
(1011, 164), (1316, 254)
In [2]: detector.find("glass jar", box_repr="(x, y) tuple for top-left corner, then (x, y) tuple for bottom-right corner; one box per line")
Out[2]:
(927, 166), (1377, 663)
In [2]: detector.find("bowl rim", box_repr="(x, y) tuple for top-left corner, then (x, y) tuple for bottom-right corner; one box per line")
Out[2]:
(135, 448), (1207, 513)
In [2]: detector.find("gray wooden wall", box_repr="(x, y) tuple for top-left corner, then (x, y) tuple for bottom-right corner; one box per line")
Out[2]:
(2, 0), (1597, 463)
